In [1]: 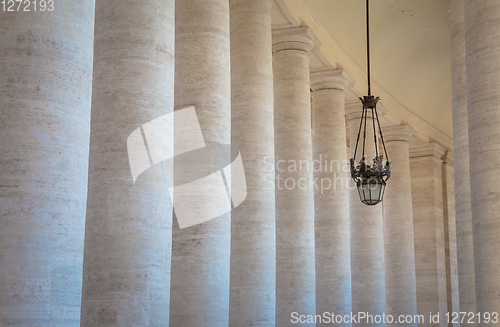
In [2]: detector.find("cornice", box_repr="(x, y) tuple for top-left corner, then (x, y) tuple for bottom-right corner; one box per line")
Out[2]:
(383, 125), (417, 143)
(409, 142), (447, 159)
(272, 26), (321, 53)
(310, 69), (355, 91)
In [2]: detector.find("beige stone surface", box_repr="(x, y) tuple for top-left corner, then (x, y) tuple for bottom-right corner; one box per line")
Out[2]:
(311, 70), (352, 326)
(0, 2), (94, 324)
(346, 103), (386, 327)
(383, 125), (417, 327)
(410, 143), (448, 327)
(449, 1), (477, 323)
(169, 0), (232, 325)
(464, 0), (500, 323)
(229, 0), (276, 326)
(273, 27), (317, 326)
(80, 0), (174, 325)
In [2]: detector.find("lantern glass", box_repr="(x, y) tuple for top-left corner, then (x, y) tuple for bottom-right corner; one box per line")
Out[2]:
(357, 177), (386, 206)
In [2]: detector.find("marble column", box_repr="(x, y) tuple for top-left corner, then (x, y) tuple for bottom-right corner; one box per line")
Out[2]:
(229, 0), (276, 326)
(273, 27), (318, 326)
(0, 2), (94, 324)
(346, 103), (386, 327)
(410, 143), (448, 327)
(311, 70), (352, 326)
(442, 153), (460, 326)
(450, 0), (477, 322)
(170, 0), (231, 325)
(464, 0), (500, 320)
(81, 0), (174, 325)
(383, 125), (417, 326)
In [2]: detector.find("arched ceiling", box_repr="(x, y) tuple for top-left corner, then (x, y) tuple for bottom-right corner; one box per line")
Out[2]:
(303, 0), (452, 138)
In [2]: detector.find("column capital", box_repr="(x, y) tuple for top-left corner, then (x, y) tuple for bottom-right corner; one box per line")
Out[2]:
(310, 69), (355, 92)
(345, 101), (388, 121)
(272, 26), (321, 54)
(383, 125), (417, 143)
(409, 142), (447, 159)
(345, 102), (364, 121)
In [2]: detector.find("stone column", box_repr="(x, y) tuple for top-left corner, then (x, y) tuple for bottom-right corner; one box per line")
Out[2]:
(170, 0), (231, 325)
(311, 70), (353, 326)
(346, 103), (386, 327)
(410, 143), (448, 327)
(273, 27), (318, 326)
(383, 125), (418, 326)
(464, 0), (500, 321)
(229, 0), (275, 326)
(450, 0), (476, 322)
(442, 153), (461, 326)
(81, 0), (174, 325)
(0, 2), (94, 324)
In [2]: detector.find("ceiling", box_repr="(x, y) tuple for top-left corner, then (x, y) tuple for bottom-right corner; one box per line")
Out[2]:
(296, 0), (453, 139)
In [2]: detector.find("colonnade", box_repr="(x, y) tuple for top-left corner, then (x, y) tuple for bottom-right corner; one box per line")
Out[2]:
(273, 26), (318, 326)
(311, 70), (352, 326)
(383, 126), (418, 326)
(81, 0), (175, 324)
(0, 0), (498, 326)
(0, 1), (95, 323)
(346, 103), (387, 327)
(450, 1), (476, 324)
(410, 143), (451, 327)
(229, 0), (276, 325)
(463, 0), (500, 322)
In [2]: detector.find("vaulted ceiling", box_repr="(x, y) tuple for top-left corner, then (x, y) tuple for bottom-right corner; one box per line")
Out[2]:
(272, 0), (453, 142)
(304, 0), (452, 138)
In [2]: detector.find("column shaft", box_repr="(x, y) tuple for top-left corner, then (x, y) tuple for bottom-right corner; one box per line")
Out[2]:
(81, 0), (174, 325)
(311, 70), (352, 326)
(0, 2), (94, 323)
(410, 143), (448, 327)
(229, 0), (276, 326)
(273, 27), (317, 326)
(442, 154), (460, 326)
(450, 0), (476, 322)
(383, 126), (417, 327)
(464, 0), (500, 322)
(170, 0), (231, 325)
(347, 104), (386, 327)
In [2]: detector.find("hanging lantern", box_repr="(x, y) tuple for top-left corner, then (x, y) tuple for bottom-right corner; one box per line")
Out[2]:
(349, 0), (391, 206)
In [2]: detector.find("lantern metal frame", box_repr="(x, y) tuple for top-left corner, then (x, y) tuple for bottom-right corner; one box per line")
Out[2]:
(349, 0), (391, 206)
